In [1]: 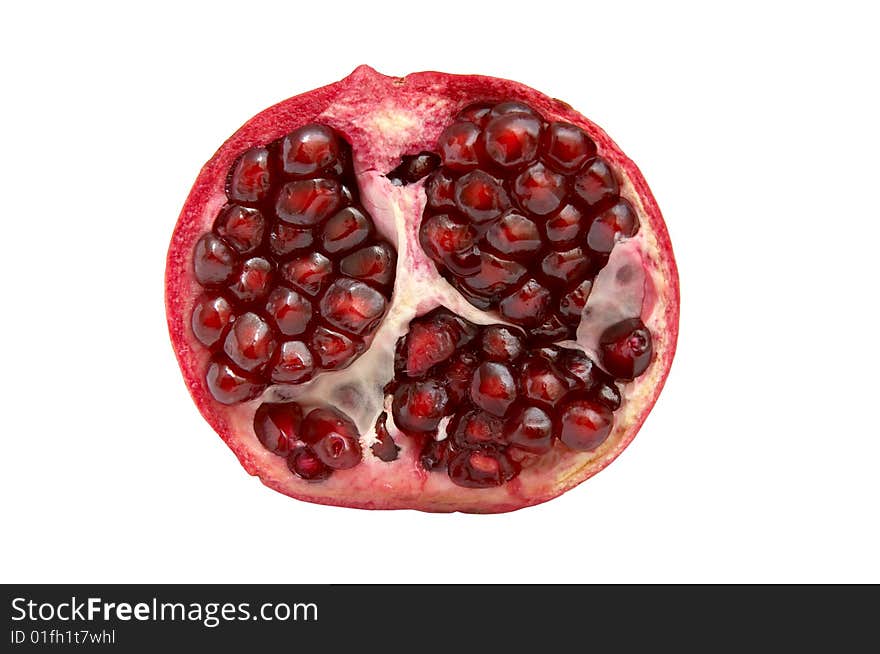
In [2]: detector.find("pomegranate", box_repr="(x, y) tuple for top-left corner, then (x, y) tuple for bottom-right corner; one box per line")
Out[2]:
(166, 66), (679, 513)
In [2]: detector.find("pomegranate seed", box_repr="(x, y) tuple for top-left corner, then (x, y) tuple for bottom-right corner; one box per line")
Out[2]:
(586, 199), (639, 254)
(399, 312), (472, 376)
(479, 325), (524, 362)
(464, 253), (526, 297)
(558, 398), (613, 451)
(555, 348), (601, 393)
(454, 170), (509, 223)
(540, 248), (591, 286)
(543, 122), (596, 173)
(280, 251), (333, 296)
(228, 257), (273, 303)
(596, 382), (622, 410)
(498, 278), (551, 326)
(451, 410), (505, 448)
(254, 402), (303, 455)
(387, 152), (440, 185)
(301, 407), (362, 469)
(227, 146), (271, 204)
(482, 113), (542, 170)
(193, 233), (236, 287)
(265, 286), (312, 336)
(558, 279), (593, 325)
(269, 340), (314, 384)
(191, 295), (233, 348)
(456, 103), (493, 126)
(520, 356), (569, 408)
(223, 312), (276, 372)
(420, 213), (477, 261)
(275, 178), (343, 226)
(599, 317), (653, 380)
(442, 350), (479, 404)
(484, 210), (542, 257)
(339, 243), (396, 286)
(425, 169), (457, 208)
(214, 205), (265, 254)
(573, 157), (618, 207)
(319, 278), (387, 336)
(310, 326), (361, 370)
(281, 124), (342, 177)
(371, 413), (400, 462)
(288, 447), (332, 481)
(470, 361), (516, 416)
(513, 162), (567, 216)
(437, 121), (482, 171)
(505, 405), (553, 454)
(205, 359), (264, 405)
(391, 380), (449, 433)
(269, 222), (314, 257)
(544, 204), (586, 247)
(532, 314), (570, 343)
(322, 206), (372, 254)
(420, 438), (450, 471)
(448, 449), (517, 488)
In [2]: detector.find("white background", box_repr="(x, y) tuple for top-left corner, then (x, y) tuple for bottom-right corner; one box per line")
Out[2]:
(1, 1), (877, 583)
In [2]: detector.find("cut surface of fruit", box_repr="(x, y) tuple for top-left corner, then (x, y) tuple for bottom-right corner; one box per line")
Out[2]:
(166, 66), (679, 513)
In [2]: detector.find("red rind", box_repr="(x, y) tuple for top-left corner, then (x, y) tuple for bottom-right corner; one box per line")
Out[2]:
(165, 65), (679, 513)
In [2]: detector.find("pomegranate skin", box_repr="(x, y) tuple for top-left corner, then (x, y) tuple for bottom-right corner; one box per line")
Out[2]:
(165, 66), (679, 513)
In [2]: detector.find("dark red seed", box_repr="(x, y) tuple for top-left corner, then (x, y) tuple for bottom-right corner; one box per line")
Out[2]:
(371, 412), (400, 462)
(484, 210), (542, 257)
(281, 124), (342, 177)
(310, 326), (362, 370)
(479, 325), (524, 362)
(531, 314), (571, 343)
(319, 278), (387, 336)
(301, 407), (362, 470)
(540, 248), (591, 286)
(400, 313), (471, 376)
(456, 103), (493, 126)
(454, 170), (509, 223)
(193, 233), (236, 287)
(191, 295), (233, 348)
(596, 382), (622, 410)
(269, 340), (314, 384)
(269, 222), (314, 257)
(559, 279), (594, 325)
(438, 121), (481, 171)
(322, 206), (372, 254)
(545, 204), (586, 247)
(543, 122), (596, 173)
(275, 179), (343, 226)
(443, 350), (479, 404)
(205, 359), (264, 405)
(464, 253), (526, 297)
(419, 438), (450, 471)
(586, 199), (639, 254)
(489, 101), (540, 119)
(598, 317), (653, 380)
(222, 312), (276, 373)
(228, 257), (273, 303)
(280, 251), (333, 296)
(520, 356), (569, 408)
(513, 163), (567, 216)
(498, 278), (551, 326)
(505, 405), (554, 454)
(339, 243), (396, 286)
(470, 361), (517, 416)
(214, 205), (265, 254)
(482, 113), (542, 170)
(387, 152), (441, 185)
(288, 447), (332, 481)
(451, 410), (505, 448)
(265, 286), (312, 336)
(555, 348), (601, 393)
(254, 402), (303, 455)
(425, 169), (457, 209)
(391, 380), (449, 433)
(227, 146), (271, 204)
(419, 214), (476, 261)
(447, 449), (517, 488)
(573, 157), (618, 207)
(558, 398), (614, 451)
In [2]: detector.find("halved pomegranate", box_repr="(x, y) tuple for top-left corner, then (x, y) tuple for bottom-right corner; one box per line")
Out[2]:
(166, 66), (679, 513)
